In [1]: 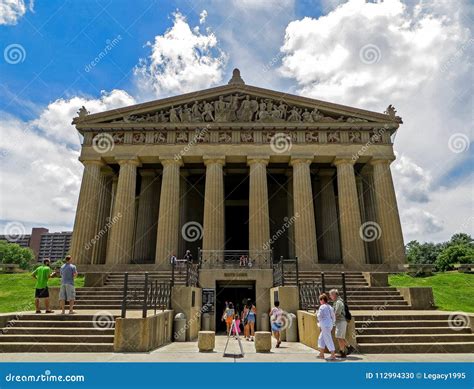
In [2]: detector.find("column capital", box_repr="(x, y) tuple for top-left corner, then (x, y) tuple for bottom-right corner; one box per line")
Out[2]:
(333, 156), (356, 166)
(115, 155), (141, 167)
(203, 155), (226, 166)
(369, 157), (395, 166)
(160, 157), (183, 167)
(290, 157), (313, 166)
(318, 168), (336, 177)
(247, 156), (269, 166)
(79, 157), (105, 167)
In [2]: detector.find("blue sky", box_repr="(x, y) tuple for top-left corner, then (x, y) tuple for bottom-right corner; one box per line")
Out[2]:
(0, 0), (472, 243)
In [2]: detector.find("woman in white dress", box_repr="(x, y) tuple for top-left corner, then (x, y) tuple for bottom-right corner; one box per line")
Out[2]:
(316, 293), (336, 360)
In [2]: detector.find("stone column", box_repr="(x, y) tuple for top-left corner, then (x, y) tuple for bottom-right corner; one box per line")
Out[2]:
(248, 157), (270, 265)
(105, 157), (140, 265)
(318, 169), (341, 263)
(91, 170), (114, 265)
(360, 166), (383, 264)
(70, 158), (104, 265)
(333, 158), (366, 268)
(356, 175), (370, 263)
(155, 158), (183, 266)
(286, 171), (295, 258)
(370, 158), (406, 265)
(290, 157), (318, 267)
(202, 157), (225, 260)
(133, 170), (159, 263)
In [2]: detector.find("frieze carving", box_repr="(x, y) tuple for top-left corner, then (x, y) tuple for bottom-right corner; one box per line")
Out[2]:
(241, 131), (254, 143)
(132, 132), (146, 144)
(105, 93), (371, 124)
(305, 132), (319, 143)
(112, 133), (124, 144)
(218, 131), (232, 143)
(327, 131), (340, 143)
(153, 132), (167, 143)
(349, 131), (361, 143)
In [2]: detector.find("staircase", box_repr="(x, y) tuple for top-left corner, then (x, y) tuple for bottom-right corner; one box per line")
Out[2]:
(355, 312), (474, 353)
(0, 313), (116, 352)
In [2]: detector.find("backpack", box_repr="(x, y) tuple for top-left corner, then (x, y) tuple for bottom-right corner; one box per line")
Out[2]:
(343, 300), (352, 321)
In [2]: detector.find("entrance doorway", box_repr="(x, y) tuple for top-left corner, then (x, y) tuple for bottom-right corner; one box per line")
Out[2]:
(215, 281), (255, 334)
(224, 172), (249, 250)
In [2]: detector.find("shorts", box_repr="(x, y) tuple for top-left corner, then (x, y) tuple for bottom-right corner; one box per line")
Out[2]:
(271, 322), (282, 332)
(335, 320), (347, 338)
(59, 284), (76, 301)
(35, 288), (49, 299)
(246, 314), (256, 324)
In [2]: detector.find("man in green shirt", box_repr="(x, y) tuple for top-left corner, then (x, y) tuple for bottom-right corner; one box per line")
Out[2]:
(32, 258), (54, 314)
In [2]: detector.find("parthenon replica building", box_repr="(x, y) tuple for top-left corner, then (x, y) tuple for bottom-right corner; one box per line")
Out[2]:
(71, 69), (405, 275)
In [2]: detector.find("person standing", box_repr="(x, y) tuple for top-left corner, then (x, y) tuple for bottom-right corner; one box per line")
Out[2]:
(223, 302), (235, 334)
(59, 255), (78, 314)
(243, 298), (257, 341)
(329, 289), (355, 358)
(32, 258), (54, 314)
(317, 293), (336, 360)
(184, 250), (193, 263)
(270, 300), (283, 348)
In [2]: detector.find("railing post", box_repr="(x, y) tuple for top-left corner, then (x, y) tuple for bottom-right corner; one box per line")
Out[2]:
(321, 272), (325, 294)
(280, 256), (284, 286)
(142, 272), (149, 318)
(121, 272), (129, 318)
(295, 256), (299, 288)
(186, 262), (190, 287)
(342, 272), (347, 299)
(171, 259), (175, 287)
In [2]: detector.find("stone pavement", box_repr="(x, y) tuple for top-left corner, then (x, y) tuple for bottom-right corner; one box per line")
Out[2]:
(1, 335), (473, 363)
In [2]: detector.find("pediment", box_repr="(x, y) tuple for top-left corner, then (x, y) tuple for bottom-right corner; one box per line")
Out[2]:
(73, 84), (401, 128)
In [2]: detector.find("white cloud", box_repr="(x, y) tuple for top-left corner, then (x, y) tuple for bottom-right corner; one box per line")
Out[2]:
(32, 89), (136, 146)
(0, 90), (135, 231)
(134, 12), (227, 99)
(278, 0), (473, 242)
(0, 0), (32, 25)
(199, 9), (207, 24)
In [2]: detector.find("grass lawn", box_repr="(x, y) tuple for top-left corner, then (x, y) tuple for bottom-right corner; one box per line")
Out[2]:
(389, 272), (474, 312)
(0, 273), (84, 313)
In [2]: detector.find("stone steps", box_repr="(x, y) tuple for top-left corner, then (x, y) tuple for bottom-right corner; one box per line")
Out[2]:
(356, 327), (472, 335)
(357, 333), (474, 344)
(354, 320), (456, 328)
(0, 342), (114, 353)
(357, 342), (474, 354)
(0, 314), (116, 353)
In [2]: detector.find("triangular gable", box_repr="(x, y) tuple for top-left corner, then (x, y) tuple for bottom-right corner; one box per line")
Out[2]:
(73, 84), (401, 127)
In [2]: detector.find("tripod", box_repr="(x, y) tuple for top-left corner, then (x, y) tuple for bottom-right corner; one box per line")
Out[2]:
(223, 319), (244, 358)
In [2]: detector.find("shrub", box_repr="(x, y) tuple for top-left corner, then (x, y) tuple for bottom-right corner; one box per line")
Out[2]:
(435, 244), (474, 272)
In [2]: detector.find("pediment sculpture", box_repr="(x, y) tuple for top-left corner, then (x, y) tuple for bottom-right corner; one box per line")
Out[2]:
(105, 93), (370, 124)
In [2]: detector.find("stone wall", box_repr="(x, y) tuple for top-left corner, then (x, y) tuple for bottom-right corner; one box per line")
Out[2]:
(114, 310), (174, 352)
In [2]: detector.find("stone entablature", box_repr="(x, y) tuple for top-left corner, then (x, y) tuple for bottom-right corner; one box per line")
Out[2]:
(82, 127), (391, 147)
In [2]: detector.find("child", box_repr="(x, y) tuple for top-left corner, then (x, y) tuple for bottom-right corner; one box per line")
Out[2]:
(232, 313), (241, 338)
(270, 300), (283, 348)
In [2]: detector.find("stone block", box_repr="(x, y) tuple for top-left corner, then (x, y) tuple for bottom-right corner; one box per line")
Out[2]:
(397, 287), (435, 309)
(254, 331), (271, 352)
(198, 331), (215, 352)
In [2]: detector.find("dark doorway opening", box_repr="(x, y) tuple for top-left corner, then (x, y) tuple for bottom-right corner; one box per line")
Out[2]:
(215, 281), (255, 334)
(224, 173), (249, 250)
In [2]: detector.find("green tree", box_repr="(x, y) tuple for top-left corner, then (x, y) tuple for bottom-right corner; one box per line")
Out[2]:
(435, 244), (474, 271)
(0, 240), (35, 270)
(448, 233), (473, 246)
(405, 240), (443, 265)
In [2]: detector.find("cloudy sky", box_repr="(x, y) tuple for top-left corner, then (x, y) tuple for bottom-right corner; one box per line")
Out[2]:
(0, 0), (472, 243)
